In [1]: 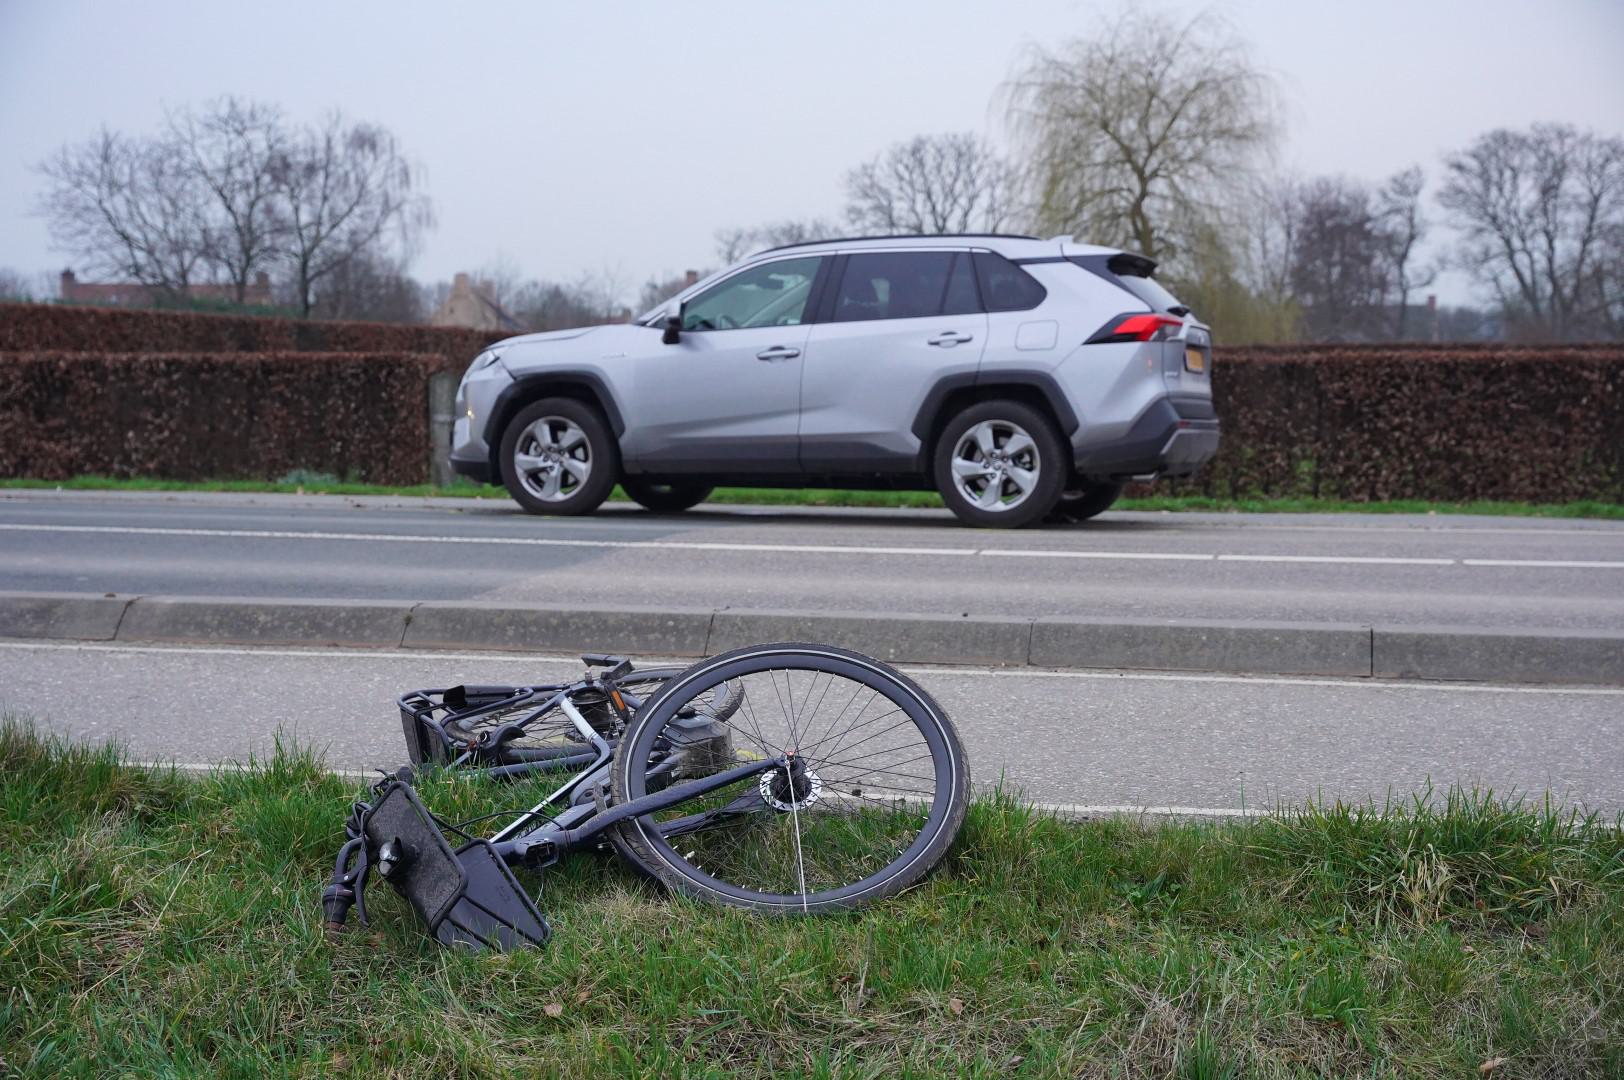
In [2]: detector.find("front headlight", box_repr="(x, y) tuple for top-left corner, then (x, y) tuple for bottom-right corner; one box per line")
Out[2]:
(468, 350), (500, 373)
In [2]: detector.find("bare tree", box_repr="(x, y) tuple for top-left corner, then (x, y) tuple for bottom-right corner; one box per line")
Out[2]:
(36, 129), (213, 296)
(1374, 166), (1434, 339)
(1595, 218), (1624, 338)
(1288, 177), (1389, 341)
(272, 112), (433, 316)
(318, 252), (424, 323)
(844, 133), (1016, 234)
(637, 269), (708, 313)
(1004, 10), (1278, 263)
(1439, 123), (1624, 340)
(713, 218), (837, 262)
(504, 274), (624, 332)
(169, 97), (287, 303)
(473, 254), (527, 313)
(0, 268), (36, 301)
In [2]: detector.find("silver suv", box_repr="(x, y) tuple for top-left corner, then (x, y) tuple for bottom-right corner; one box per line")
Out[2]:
(449, 234), (1218, 528)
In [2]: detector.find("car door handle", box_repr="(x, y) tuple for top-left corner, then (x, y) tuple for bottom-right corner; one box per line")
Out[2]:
(755, 346), (800, 361)
(927, 331), (974, 347)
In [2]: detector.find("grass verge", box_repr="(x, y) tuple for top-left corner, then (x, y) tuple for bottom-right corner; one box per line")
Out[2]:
(2, 718), (1620, 1077)
(3, 474), (1622, 519)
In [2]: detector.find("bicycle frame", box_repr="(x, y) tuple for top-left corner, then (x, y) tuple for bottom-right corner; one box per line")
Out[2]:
(325, 661), (788, 950)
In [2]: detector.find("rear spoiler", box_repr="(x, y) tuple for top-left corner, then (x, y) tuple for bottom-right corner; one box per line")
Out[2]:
(1106, 252), (1158, 278)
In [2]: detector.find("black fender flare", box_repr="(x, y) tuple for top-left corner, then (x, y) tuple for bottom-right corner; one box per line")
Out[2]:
(910, 370), (1081, 447)
(484, 371), (627, 479)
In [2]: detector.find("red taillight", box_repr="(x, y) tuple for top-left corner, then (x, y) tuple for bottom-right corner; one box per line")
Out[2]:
(1086, 312), (1184, 344)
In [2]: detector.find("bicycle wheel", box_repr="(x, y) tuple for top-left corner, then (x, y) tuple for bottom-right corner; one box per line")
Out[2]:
(608, 643), (969, 912)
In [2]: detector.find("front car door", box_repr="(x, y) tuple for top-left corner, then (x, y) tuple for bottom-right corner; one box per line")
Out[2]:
(624, 255), (826, 474)
(800, 250), (987, 473)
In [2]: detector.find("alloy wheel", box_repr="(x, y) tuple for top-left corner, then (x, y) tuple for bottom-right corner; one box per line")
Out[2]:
(949, 419), (1042, 512)
(512, 416), (592, 503)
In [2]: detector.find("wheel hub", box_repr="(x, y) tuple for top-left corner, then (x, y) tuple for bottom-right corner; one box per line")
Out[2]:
(760, 762), (822, 811)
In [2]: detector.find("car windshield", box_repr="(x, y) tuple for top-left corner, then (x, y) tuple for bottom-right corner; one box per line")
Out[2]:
(679, 257), (820, 331)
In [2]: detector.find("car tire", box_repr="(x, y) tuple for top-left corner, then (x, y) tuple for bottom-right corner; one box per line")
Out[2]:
(1047, 482), (1123, 524)
(933, 400), (1066, 528)
(499, 397), (620, 516)
(621, 478), (714, 514)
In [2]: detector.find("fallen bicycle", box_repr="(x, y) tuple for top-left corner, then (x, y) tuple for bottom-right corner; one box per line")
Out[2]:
(321, 642), (970, 950)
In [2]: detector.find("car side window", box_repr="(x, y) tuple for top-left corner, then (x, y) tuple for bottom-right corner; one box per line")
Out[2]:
(681, 256), (822, 331)
(973, 251), (1047, 312)
(831, 252), (958, 322)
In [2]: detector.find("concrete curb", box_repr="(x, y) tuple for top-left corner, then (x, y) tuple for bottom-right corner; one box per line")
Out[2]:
(1031, 616), (1373, 677)
(404, 601), (713, 656)
(0, 591), (133, 641)
(1373, 625), (1624, 686)
(118, 595), (415, 647)
(1, 591), (1620, 686)
(709, 609), (1032, 667)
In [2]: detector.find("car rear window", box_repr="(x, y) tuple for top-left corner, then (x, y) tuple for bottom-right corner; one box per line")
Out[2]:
(973, 252), (1046, 312)
(1069, 254), (1188, 314)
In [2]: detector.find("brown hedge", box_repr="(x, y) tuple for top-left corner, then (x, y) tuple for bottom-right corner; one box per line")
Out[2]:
(0, 351), (444, 486)
(1, 303), (1620, 502)
(1171, 344), (1624, 502)
(0, 302), (503, 375)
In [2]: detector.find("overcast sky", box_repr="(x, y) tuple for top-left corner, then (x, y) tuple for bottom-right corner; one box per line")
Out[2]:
(2, 0), (1621, 304)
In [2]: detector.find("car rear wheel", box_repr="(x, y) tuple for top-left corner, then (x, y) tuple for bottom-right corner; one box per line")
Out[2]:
(933, 400), (1066, 528)
(499, 397), (620, 515)
(621, 478), (715, 514)
(1047, 482), (1123, 524)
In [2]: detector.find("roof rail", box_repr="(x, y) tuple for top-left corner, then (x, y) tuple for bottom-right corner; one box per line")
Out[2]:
(756, 232), (1042, 254)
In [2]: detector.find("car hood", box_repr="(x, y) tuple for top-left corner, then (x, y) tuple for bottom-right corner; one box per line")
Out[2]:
(492, 326), (600, 349)
(491, 323), (656, 363)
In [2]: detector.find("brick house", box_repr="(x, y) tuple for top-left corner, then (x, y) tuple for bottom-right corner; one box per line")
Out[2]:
(58, 269), (275, 307)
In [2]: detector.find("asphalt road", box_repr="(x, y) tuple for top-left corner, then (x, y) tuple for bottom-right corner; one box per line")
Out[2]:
(5, 638), (1619, 814)
(3, 490), (1623, 630)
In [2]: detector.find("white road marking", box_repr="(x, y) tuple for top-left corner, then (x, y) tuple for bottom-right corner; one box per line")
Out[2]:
(7, 489), (1621, 540)
(984, 549), (1212, 561)
(125, 757), (1263, 817)
(4, 639), (1621, 696)
(1463, 559), (1624, 569)
(125, 761), (1566, 823)
(1215, 554), (1455, 566)
(2, 522), (1620, 570)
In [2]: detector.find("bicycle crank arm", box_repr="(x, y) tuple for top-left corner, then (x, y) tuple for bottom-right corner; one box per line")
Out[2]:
(514, 754), (786, 858)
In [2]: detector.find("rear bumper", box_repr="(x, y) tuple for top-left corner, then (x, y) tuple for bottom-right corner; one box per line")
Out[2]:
(1073, 395), (1220, 480)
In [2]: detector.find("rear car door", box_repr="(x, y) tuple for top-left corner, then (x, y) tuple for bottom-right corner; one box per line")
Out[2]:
(799, 250), (987, 473)
(627, 255), (825, 474)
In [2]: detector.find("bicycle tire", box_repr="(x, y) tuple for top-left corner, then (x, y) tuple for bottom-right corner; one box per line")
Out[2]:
(607, 643), (969, 912)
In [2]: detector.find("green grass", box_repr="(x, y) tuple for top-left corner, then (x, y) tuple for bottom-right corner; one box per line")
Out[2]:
(4, 474), (1622, 519)
(3, 718), (1621, 1078)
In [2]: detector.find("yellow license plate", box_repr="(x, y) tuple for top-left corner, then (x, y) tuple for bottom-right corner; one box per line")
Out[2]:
(1185, 346), (1206, 372)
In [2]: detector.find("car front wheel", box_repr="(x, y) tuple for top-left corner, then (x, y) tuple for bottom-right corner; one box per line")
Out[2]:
(499, 397), (620, 515)
(933, 400), (1066, 528)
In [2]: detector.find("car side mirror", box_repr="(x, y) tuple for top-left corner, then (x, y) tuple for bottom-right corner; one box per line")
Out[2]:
(662, 315), (681, 345)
